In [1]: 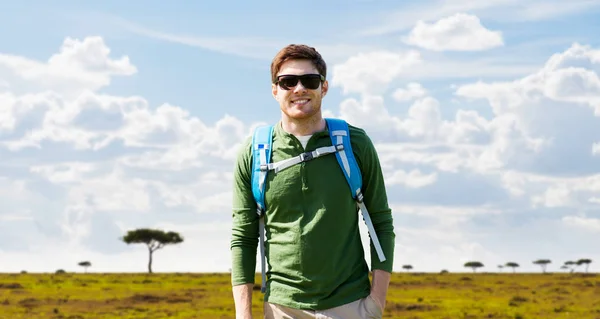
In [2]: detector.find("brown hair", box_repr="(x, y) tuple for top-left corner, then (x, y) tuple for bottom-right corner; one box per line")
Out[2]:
(270, 44), (327, 83)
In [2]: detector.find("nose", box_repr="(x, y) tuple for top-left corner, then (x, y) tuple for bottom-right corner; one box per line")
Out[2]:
(292, 80), (307, 93)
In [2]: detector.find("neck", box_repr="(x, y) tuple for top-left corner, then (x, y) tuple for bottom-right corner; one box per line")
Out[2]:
(280, 112), (325, 136)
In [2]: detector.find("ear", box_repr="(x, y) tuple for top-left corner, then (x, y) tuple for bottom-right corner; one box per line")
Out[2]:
(321, 80), (328, 98)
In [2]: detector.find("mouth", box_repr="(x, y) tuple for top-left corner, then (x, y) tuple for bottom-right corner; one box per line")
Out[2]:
(292, 99), (310, 105)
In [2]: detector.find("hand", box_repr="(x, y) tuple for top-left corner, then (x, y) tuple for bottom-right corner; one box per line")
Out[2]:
(369, 291), (385, 311)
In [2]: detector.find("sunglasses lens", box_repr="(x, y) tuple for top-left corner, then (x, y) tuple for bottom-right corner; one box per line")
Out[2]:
(277, 74), (322, 90)
(301, 75), (321, 89)
(278, 76), (299, 90)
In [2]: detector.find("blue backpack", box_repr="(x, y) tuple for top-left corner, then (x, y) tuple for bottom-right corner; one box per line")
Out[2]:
(250, 117), (386, 293)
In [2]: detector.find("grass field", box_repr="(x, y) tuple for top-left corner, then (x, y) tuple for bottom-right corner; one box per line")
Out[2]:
(0, 271), (599, 318)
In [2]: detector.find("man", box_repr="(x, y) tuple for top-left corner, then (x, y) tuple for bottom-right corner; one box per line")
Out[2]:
(230, 44), (395, 319)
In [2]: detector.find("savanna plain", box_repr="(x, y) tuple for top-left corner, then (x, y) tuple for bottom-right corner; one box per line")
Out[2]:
(0, 271), (598, 318)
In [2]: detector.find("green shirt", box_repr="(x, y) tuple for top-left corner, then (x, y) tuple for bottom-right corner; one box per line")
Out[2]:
(230, 121), (395, 310)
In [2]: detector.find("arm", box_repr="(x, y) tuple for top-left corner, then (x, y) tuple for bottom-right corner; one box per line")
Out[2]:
(354, 129), (395, 271)
(370, 269), (391, 310)
(230, 137), (259, 318)
(353, 128), (395, 310)
(232, 283), (254, 319)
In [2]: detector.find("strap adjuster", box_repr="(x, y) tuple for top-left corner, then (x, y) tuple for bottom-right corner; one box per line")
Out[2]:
(356, 190), (364, 203)
(300, 151), (313, 162)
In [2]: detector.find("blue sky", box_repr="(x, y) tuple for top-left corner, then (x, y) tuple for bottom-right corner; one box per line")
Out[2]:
(1, 0), (600, 274)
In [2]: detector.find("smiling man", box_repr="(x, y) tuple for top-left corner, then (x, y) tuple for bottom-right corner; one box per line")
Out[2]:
(230, 44), (395, 319)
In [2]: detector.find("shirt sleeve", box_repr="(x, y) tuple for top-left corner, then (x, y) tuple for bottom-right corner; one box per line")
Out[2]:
(353, 129), (396, 273)
(230, 136), (259, 285)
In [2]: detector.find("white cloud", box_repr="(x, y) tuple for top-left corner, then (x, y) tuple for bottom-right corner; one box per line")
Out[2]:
(543, 68), (600, 109)
(500, 170), (528, 197)
(148, 177), (232, 213)
(593, 142), (600, 155)
(0, 36), (136, 97)
(375, 143), (475, 174)
(2, 33), (600, 275)
(338, 94), (493, 148)
(0, 92), (16, 131)
(331, 41), (600, 271)
(403, 13), (504, 51)
(338, 95), (402, 138)
(562, 215), (600, 233)
(543, 42), (600, 71)
(531, 185), (572, 208)
(333, 92), (537, 178)
(361, 0), (600, 36)
(516, 0), (600, 21)
(457, 43), (600, 116)
(455, 42), (600, 176)
(102, 14), (285, 61)
(401, 57), (539, 81)
(0, 177), (29, 200)
(0, 36), (252, 271)
(331, 50), (422, 95)
(496, 170), (600, 209)
(392, 82), (427, 102)
(386, 169), (438, 188)
(30, 162), (97, 184)
(1, 88), (251, 173)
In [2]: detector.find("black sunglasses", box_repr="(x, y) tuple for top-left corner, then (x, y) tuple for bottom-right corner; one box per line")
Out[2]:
(275, 74), (325, 90)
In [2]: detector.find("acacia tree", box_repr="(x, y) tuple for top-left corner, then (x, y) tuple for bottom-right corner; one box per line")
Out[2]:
(121, 228), (184, 273)
(576, 258), (592, 273)
(402, 265), (413, 272)
(533, 259), (551, 273)
(505, 262), (519, 273)
(564, 261), (576, 273)
(78, 261), (91, 273)
(464, 261), (484, 273)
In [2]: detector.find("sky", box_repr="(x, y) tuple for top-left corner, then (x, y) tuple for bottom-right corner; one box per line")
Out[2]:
(0, 0), (599, 274)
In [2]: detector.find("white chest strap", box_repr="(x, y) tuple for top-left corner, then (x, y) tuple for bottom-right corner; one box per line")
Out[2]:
(260, 145), (342, 174)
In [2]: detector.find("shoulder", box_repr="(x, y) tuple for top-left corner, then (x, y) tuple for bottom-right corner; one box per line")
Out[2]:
(233, 134), (253, 178)
(346, 122), (375, 154)
(234, 122), (277, 169)
(236, 123), (274, 160)
(237, 134), (253, 158)
(342, 121), (382, 173)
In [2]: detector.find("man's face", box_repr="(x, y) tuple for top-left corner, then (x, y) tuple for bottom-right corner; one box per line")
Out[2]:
(272, 59), (328, 120)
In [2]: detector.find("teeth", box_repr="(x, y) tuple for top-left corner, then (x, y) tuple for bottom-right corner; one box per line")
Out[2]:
(293, 99), (308, 104)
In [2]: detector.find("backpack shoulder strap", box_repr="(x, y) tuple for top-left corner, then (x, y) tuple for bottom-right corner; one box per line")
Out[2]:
(325, 117), (386, 263)
(251, 124), (274, 213)
(325, 118), (362, 199)
(249, 124), (273, 294)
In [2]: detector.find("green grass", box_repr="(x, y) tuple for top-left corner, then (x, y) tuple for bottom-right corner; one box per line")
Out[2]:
(0, 272), (598, 318)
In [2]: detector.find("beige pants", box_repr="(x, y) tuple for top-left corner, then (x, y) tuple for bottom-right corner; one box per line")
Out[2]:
(264, 295), (383, 319)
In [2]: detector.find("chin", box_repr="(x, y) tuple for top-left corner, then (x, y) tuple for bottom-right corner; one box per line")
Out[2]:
(286, 109), (320, 120)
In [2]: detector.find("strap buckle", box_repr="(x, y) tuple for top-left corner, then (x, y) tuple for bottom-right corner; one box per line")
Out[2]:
(300, 151), (313, 162)
(356, 190), (364, 203)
